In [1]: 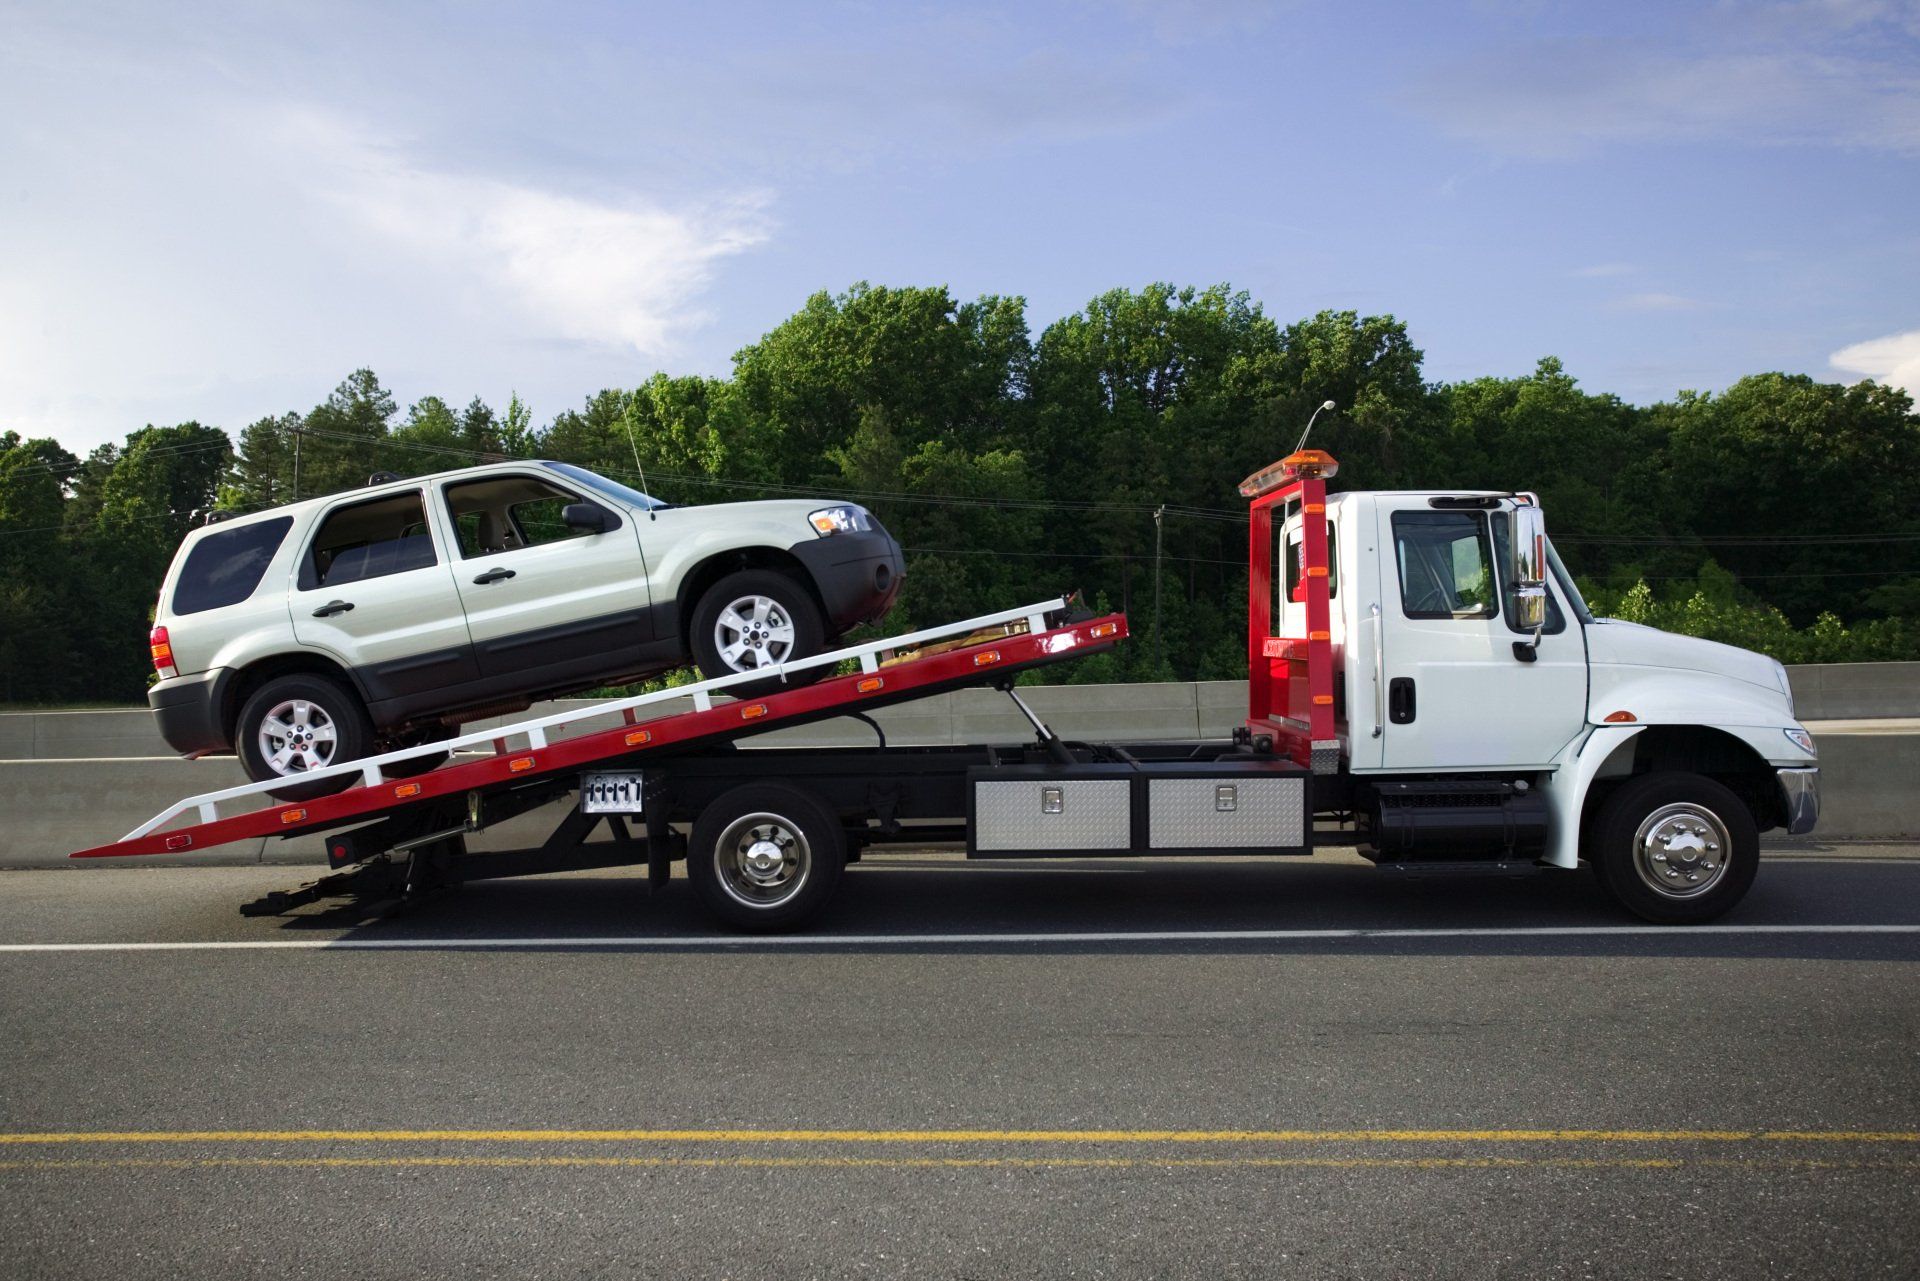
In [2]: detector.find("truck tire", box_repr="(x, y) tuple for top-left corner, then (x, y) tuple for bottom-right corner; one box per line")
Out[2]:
(1587, 772), (1758, 924)
(686, 783), (845, 932)
(235, 673), (374, 801)
(689, 569), (828, 695)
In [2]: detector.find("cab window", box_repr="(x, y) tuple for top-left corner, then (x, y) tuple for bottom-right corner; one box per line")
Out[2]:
(1270, 502), (1337, 636)
(302, 493), (436, 590)
(1393, 511), (1496, 620)
(442, 474), (615, 558)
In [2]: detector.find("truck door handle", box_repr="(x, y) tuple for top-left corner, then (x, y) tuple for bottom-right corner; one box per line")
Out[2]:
(1388, 677), (1416, 724)
(472, 567), (516, 584)
(311, 600), (355, 618)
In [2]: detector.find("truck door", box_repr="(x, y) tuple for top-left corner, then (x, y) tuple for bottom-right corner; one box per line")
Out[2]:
(1371, 498), (1586, 772)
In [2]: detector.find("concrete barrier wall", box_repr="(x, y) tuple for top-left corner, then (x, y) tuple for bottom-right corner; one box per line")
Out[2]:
(3, 672), (1913, 868)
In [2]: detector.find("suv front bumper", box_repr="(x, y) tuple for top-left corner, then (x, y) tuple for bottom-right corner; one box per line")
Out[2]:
(1776, 766), (1819, 835)
(149, 669), (233, 757)
(789, 529), (906, 631)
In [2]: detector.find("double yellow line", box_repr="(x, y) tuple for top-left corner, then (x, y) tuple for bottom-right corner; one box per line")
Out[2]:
(2, 1129), (1915, 1172)
(1, 1128), (1916, 1144)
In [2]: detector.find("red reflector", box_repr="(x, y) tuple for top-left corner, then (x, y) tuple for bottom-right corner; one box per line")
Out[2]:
(280, 808), (307, 825)
(624, 730), (653, 747)
(1090, 622), (1119, 639)
(974, 650), (1001, 666)
(856, 677), (884, 693)
(164, 834), (192, 851)
(741, 703), (768, 720)
(393, 782), (422, 799)
(1604, 710), (1638, 723)
(509, 756), (535, 773)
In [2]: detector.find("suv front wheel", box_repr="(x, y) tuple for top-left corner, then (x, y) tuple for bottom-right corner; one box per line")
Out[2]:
(235, 673), (374, 800)
(689, 569), (828, 694)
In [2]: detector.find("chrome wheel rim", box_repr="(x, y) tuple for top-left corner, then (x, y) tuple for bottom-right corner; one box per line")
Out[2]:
(257, 699), (339, 776)
(714, 594), (796, 671)
(714, 811), (811, 909)
(1633, 802), (1732, 899)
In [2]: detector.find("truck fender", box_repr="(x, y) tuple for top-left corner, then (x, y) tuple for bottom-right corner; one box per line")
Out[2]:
(1540, 724), (1646, 869)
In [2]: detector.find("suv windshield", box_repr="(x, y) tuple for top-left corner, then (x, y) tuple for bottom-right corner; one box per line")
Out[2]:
(548, 462), (668, 511)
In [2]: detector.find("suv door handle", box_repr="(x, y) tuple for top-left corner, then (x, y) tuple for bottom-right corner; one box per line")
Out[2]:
(472, 567), (516, 585)
(311, 600), (355, 618)
(1388, 677), (1416, 724)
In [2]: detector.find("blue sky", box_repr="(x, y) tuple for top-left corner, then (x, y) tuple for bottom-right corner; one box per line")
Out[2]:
(4, 0), (1918, 451)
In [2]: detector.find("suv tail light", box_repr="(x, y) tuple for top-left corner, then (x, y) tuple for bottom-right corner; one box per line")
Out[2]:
(150, 625), (178, 679)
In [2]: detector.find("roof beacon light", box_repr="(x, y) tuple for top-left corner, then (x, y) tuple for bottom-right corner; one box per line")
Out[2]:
(1238, 450), (1340, 499)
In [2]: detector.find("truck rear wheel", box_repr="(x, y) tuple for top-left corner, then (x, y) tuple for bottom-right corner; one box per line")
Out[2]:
(1588, 772), (1758, 924)
(686, 783), (845, 932)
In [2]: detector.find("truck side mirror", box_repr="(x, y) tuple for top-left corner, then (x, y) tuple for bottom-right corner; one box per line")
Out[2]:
(1511, 502), (1548, 657)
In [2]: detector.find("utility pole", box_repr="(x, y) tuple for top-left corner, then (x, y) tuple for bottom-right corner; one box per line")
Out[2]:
(292, 425), (303, 501)
(1152, 504), (1165, 671)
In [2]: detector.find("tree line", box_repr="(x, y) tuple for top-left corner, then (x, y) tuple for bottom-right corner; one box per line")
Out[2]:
(4, 282), (1918, 705)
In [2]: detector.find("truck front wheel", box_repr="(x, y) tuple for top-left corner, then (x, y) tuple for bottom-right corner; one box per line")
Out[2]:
(1587, 772), (1758, 924)
(686, 783), (845, 932)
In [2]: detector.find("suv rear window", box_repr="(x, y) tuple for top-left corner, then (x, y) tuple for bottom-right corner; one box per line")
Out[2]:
(172, 516), (294, 616)
(302, 492), (437, 589)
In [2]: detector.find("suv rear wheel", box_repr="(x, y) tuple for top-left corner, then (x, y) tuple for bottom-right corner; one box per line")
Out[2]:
(235, 673), (373, 800)
(689, 569), (828, 694)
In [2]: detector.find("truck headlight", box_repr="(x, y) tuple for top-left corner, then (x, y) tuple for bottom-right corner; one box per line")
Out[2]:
(1784, 727), (1816, 756)
(808, 506), (869, 536)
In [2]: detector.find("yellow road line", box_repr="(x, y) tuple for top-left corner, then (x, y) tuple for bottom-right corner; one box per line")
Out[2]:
(1, 1155), (1916, 1172)
(0, 1129), (1915, 1145)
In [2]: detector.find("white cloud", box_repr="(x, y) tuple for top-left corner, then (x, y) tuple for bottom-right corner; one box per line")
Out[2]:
(274, 111), (769, 357)
(1830, 329), (1920, 392)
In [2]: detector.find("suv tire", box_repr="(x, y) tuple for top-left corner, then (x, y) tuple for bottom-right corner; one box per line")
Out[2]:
(689, 569), (828, 694)
(235, 673), (374, 800)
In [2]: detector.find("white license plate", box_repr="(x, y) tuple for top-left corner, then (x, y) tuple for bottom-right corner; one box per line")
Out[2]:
(581, 772), (646, 813)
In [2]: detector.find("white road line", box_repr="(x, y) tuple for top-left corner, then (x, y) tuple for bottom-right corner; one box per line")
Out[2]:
(2, 924), (1919, 952)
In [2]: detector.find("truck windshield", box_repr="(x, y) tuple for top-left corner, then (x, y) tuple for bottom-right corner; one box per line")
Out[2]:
(1546, 539), (1594, 623)
(547, 462), (668, 511)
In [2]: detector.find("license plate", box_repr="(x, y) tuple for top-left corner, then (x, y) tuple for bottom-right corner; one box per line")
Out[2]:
(581, 772), (646, 813)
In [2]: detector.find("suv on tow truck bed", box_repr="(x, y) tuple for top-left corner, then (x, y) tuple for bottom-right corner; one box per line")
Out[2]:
(146, 460), (903, 795)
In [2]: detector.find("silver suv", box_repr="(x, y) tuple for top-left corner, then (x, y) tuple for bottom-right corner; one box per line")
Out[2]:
(147, 461), (903, 795)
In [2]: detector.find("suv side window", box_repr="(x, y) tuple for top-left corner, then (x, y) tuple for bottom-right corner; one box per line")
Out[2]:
(302, 492), (437, 590)
(1392, 511), (1497, 619)
(172, 516), (294, 615)
(443, 474), (614, 558)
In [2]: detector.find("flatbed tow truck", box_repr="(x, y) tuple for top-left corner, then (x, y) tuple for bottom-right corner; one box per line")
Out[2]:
(76, 449), (1821, 929)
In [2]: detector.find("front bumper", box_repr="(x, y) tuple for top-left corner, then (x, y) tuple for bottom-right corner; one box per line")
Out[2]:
(788, 528), (906, 631)
(1776, 766), (1819, 836)
(148, 668), (233, 757)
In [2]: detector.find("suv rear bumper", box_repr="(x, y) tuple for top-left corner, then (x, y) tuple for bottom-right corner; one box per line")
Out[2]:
(789, 530), (906, 631)
(149, 669), (233, 757)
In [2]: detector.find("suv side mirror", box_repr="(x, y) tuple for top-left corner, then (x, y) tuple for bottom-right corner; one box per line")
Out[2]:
(562, 502), (612, 534)
(1510, 501), (1548, 654)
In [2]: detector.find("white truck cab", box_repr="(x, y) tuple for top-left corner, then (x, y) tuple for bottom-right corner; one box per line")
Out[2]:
(1256, 452), (1818, 922)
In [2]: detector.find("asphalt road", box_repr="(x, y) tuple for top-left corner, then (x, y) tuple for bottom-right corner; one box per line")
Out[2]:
(3, 844), (1918, 1279)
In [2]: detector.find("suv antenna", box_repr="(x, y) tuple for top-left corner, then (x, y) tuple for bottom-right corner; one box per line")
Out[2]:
(620, 397), (657, 521)
(1293, 400), (1336, 455)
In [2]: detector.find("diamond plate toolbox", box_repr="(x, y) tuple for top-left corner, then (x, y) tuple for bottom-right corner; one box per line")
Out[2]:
(973, 779), (1132, 852)
(1146, 776), (1304, 850)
